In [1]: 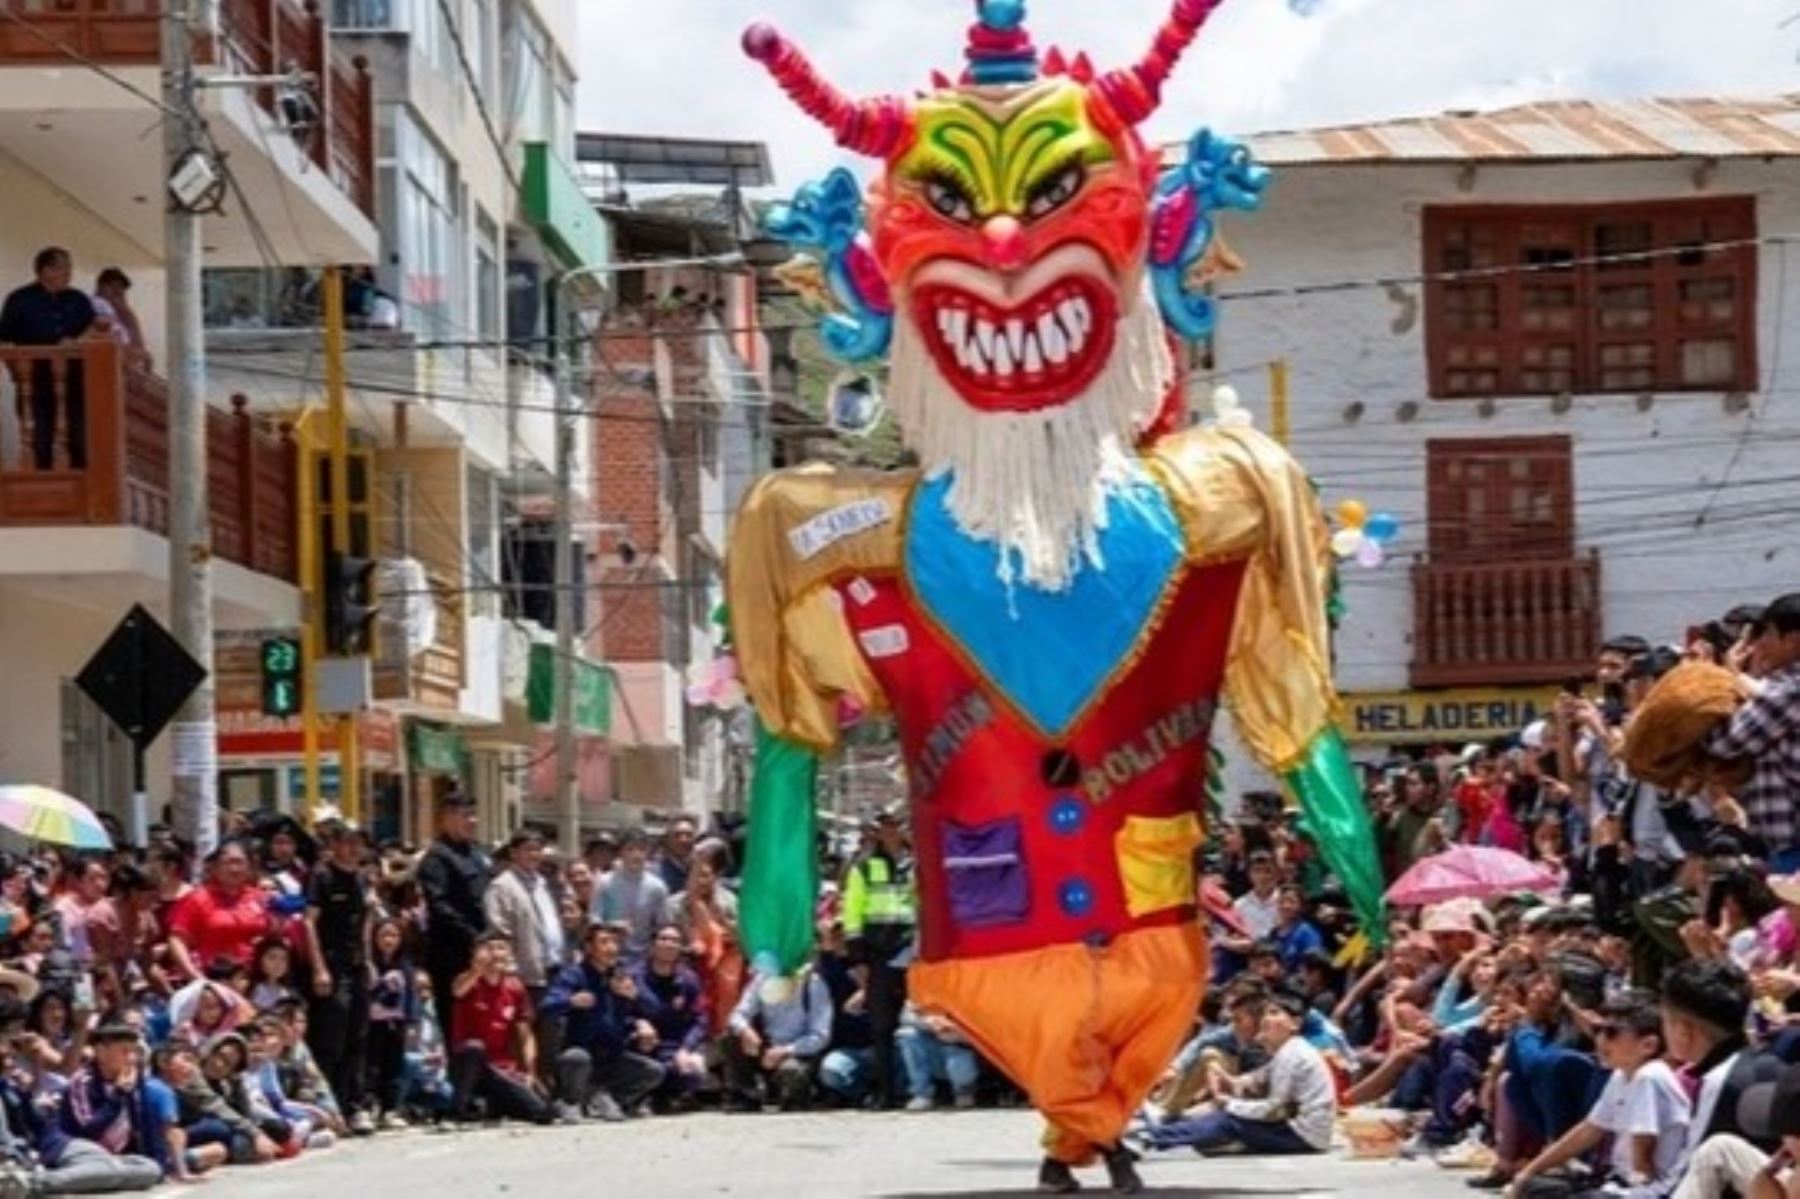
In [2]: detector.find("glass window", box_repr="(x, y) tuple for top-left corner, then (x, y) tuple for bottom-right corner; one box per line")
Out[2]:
(396, 114), (456, 340)
(466, 0), (495, 100)
(334, 0), (397, 27)
(1426, 199), (1755, 397)
(412, 0), (454, 74)
(475, 208), (500, 347)
(466, 465), (498, 616)
(503, 1), (552, 143)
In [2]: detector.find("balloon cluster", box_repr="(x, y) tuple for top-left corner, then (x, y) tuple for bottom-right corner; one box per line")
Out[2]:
(1330, 499), (1401, 568)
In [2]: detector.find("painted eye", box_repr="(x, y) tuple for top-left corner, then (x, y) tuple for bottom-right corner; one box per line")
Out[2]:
(924, 176), (975, 224)
(1025, 164), (1083, 220)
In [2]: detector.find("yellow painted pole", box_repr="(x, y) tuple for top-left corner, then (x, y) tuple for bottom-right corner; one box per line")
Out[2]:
(295, 408), (322, 827)
(1269, 359), (1291, 448)
(321, 268), (362, 824)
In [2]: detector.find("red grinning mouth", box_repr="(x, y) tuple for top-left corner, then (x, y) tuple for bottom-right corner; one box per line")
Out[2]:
(910, 277), (1118, 413)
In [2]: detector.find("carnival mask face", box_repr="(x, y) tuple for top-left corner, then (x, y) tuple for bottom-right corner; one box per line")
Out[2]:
(871, 81), (1154, 415)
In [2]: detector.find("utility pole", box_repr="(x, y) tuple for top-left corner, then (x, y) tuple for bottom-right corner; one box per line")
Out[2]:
(552, 301), (579, 855)
(163, 0), (218, 860)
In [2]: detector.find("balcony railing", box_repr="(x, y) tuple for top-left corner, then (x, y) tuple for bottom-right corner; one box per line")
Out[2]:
(0, 0), (374, 216)
(0, 341), (297, 583)
(1410, 551), (1601, 688)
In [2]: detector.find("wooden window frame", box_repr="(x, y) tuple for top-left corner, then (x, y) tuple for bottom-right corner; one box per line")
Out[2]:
(1426, 435), (1574, 564)
(1424, 197), (1757, 399)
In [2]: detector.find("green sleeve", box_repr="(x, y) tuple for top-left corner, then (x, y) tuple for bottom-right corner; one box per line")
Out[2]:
(740, 721), (821, 977)
(1282, 728), (1388, 946)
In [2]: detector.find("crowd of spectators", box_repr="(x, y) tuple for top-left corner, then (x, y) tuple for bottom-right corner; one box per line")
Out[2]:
(1, 590), (1797, 1195)
(0, 795), (1015, 1194)
(1131, 591), (1800, 1199)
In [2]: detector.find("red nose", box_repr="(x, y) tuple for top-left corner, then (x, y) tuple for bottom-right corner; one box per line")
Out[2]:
(980, 215), (1029, 271)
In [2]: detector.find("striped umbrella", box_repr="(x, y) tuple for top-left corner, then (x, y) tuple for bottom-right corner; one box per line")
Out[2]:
(0, 786), (113, 851)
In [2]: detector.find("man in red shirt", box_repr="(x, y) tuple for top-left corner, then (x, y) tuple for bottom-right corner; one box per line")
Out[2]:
(448, 931), (553, 1125)
(167, 840), (271, 979)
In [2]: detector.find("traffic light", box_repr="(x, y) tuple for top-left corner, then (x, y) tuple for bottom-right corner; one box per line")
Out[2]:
(260, 636), (302, 717)
(324, 551), (379, 655)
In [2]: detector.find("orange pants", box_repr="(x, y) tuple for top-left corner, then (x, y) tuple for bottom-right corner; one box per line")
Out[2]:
(910, 923), (1207, 1164)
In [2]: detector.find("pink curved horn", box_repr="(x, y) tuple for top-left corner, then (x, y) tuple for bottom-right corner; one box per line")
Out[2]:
(1094, 0), (1224, 125)
(742, 22), (908, 158)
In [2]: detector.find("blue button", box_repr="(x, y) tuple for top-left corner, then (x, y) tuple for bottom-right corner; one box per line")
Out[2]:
(1058, 878), (1095, 917)
(1048, 798), (1085, 836)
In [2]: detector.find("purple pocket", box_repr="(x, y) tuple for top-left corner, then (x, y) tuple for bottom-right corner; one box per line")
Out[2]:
(941, 817), (1028, 928)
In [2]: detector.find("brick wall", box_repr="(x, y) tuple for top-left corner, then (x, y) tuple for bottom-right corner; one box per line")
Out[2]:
(591, 315), (670, 664)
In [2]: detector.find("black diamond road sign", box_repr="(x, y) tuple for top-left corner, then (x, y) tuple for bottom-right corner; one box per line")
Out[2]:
(74, 604), (207, 749)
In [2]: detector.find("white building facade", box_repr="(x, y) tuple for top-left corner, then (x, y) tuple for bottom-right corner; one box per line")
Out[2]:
(1200, 97), (1800, 768)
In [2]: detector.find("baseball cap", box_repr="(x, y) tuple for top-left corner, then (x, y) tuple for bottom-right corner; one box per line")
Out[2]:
(1736, 1062), (1800, 1141)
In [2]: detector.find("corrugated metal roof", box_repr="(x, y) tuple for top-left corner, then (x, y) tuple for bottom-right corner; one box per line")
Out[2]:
(1212, 96), (1800, 166)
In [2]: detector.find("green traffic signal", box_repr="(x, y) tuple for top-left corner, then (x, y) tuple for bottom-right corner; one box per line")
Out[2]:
(261, 636), (302, 717)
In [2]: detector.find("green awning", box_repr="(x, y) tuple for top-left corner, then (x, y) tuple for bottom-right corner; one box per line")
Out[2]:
(522, 142), (610, 272)
(526, 644), (612, 736)
(408, 721), (469, 776)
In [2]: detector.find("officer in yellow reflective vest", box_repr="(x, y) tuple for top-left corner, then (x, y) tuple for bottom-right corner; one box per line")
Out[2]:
(841, 805), (917, 1108)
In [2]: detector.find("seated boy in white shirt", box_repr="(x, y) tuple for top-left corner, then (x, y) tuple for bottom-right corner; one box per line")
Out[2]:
(1509, 993), (1690, 1199)
(1139, 993), (1336, 1157)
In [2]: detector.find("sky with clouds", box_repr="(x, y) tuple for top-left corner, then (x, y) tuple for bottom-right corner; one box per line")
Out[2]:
(579, 0), (1800, 193)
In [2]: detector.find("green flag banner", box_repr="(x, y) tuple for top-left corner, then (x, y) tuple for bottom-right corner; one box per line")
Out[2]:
(408, 721), (468, 777)
(1283, 727), (1388, 947)
(740, 722), (820, 977)
(525, 644), (612, 735)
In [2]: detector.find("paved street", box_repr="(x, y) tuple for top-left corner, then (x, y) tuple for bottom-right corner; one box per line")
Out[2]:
(193, 1110), (1458, 1198)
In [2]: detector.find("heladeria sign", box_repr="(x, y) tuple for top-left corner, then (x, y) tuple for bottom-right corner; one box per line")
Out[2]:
(1338, 688), (1559, 745)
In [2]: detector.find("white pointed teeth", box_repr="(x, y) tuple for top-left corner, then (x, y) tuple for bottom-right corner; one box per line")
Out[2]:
(925, 287), (1099, 385)
(1004, 318), (1026, 360)
(1038, 313), (1068, 365)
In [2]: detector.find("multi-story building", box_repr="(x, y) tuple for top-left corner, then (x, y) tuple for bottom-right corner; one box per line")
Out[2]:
(0, 0), (379, 829)
(573, 138), (774, 821)
(194, 0), (601, 844)
(1199, 96), (1800, 773)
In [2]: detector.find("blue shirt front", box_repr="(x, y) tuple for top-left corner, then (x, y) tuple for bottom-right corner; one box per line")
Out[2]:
(1275, 919), (1324, 971)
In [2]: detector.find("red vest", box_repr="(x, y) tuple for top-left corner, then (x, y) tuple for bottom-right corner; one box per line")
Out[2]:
(833, 558), (1246, 963)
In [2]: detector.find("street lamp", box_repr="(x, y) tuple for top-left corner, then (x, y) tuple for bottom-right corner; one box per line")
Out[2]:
(549, 251), (747, 854)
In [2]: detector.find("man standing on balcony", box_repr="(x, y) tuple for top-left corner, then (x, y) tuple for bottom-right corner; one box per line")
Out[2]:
(0, 246), (97, 470)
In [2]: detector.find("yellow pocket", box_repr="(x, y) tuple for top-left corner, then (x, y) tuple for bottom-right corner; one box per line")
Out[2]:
(1115, 812), (1202, 918)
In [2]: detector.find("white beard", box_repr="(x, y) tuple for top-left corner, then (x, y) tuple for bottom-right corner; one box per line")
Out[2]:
(887, 280), (1174, 592)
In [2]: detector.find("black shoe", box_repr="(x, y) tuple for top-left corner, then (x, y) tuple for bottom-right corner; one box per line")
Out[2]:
(1103, 1144), (1142, 1194)
(1037, 1158), (1081, 1194)
(1467, 1170), (1513, 1191)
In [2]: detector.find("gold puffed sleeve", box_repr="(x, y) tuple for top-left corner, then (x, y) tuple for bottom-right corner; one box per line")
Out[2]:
(725, 464), (912, 751)
(1147, 424), (1339, 773)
